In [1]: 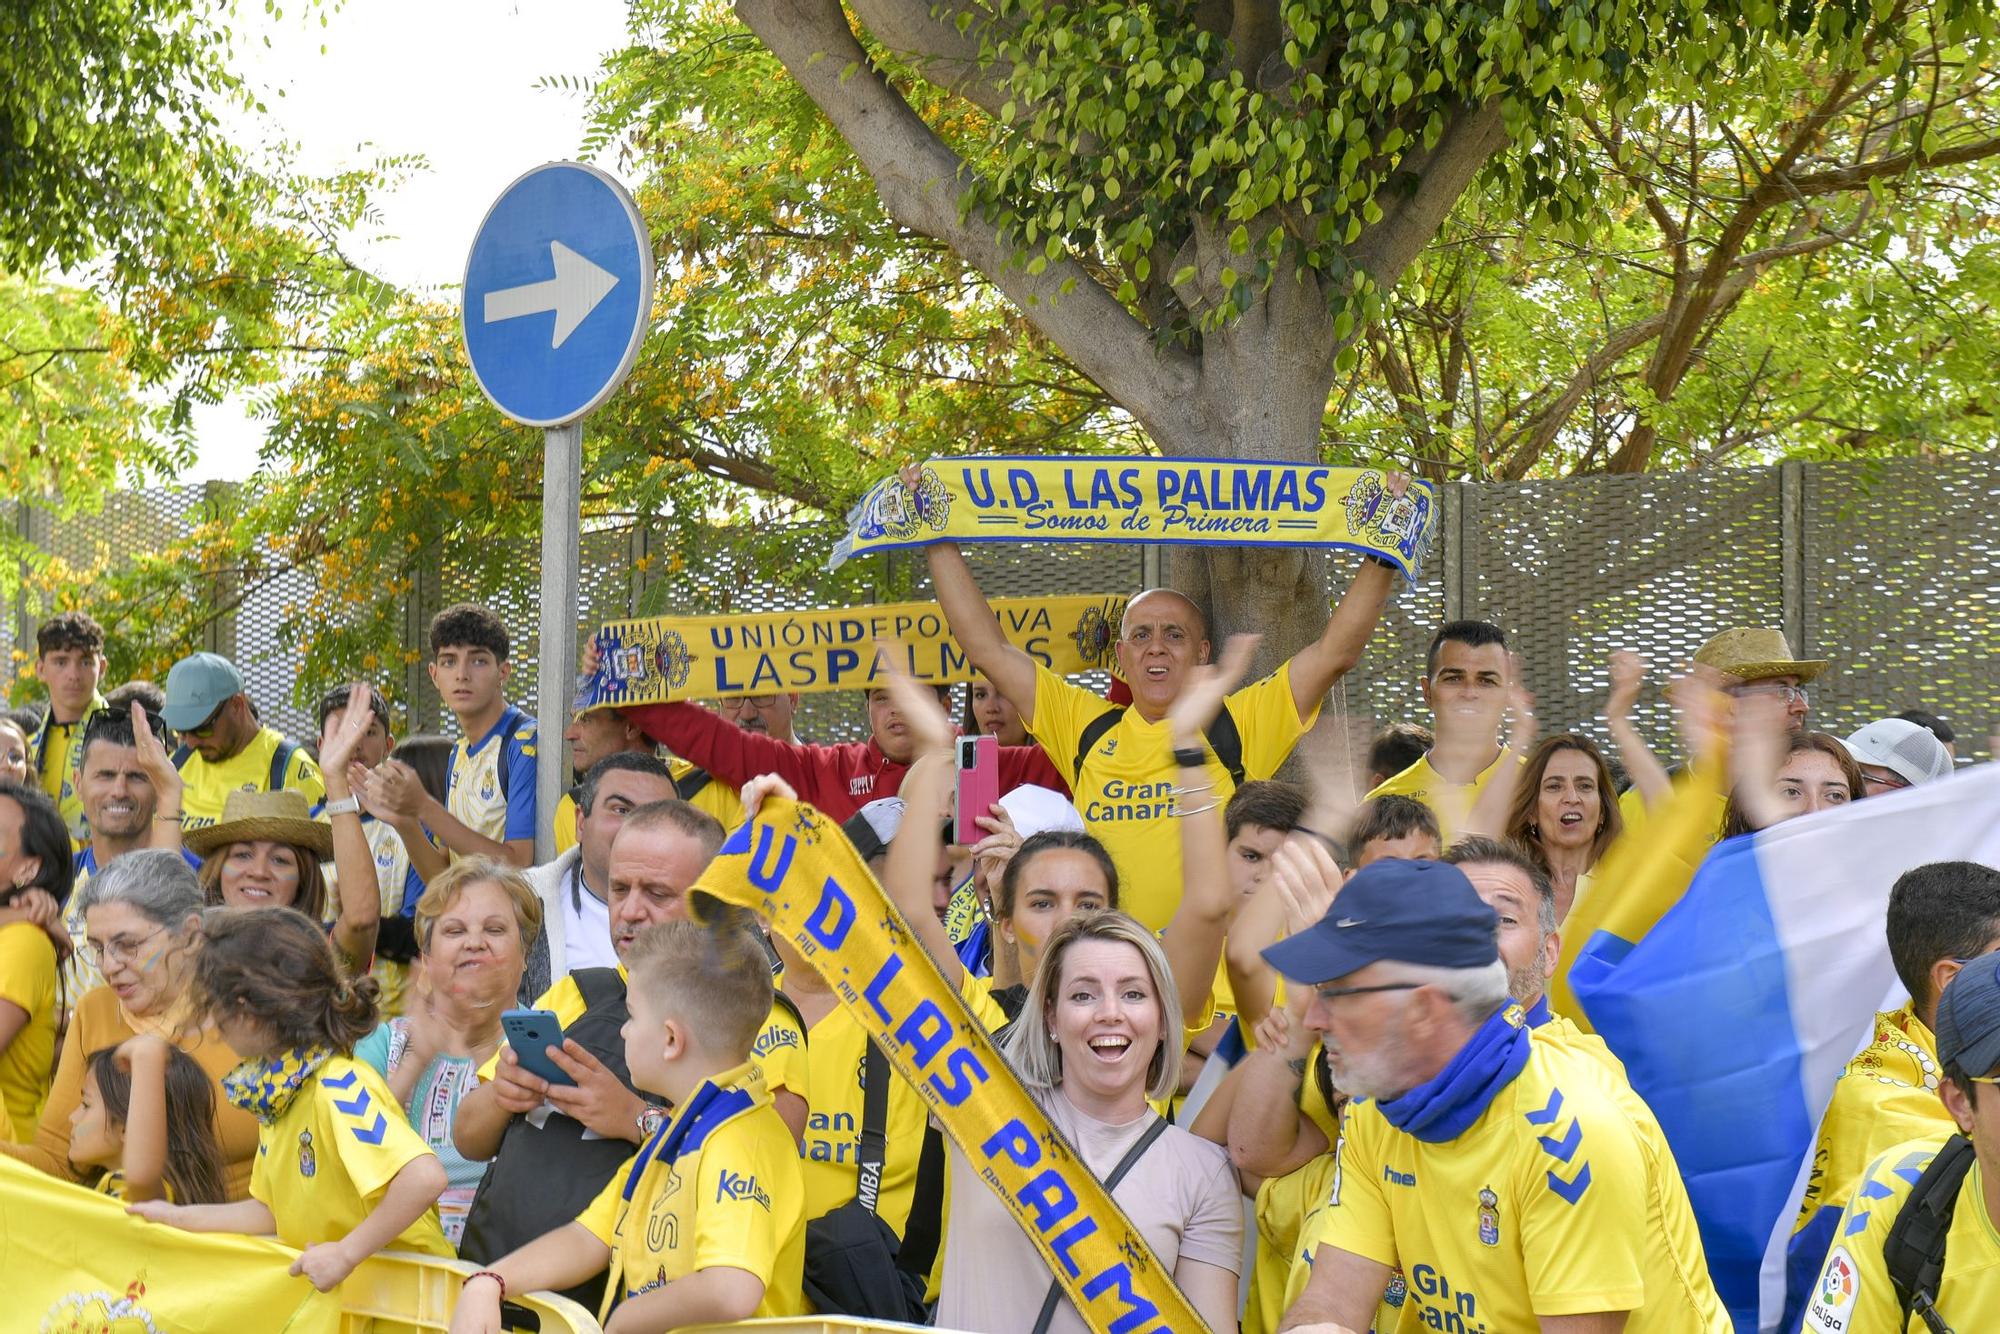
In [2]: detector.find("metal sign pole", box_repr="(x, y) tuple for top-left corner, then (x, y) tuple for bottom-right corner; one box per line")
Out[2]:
(535, 421), (582, 865)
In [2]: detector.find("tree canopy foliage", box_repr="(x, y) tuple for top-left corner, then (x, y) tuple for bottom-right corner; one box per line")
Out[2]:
(13, 0), (2000, 710)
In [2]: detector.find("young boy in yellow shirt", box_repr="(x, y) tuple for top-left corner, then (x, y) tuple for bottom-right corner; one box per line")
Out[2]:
(450, 917), (805, 1334)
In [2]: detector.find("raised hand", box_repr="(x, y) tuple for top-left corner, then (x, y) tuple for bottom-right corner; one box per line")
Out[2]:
(739, 772), (799, 817)
(1271, 835), (1343, 936)
(1165, 633), (1261, 749)
(1607, 650), (1646, 722)
(873, 643), (958, 757)
(318, 682), (376, 777)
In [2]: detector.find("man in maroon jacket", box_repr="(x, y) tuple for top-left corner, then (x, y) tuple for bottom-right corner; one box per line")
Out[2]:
(619, 683), (1068, 821)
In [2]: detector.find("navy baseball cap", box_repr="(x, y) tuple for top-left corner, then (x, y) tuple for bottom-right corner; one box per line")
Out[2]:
(1261, 858), (1500, 985)
(1937, 951), (2000, 1075)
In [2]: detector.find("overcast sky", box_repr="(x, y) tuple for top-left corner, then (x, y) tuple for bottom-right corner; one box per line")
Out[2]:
(181, 0), (632, 480)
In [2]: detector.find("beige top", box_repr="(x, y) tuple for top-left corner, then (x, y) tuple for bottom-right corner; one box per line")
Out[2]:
(936, 1087), (1241, 1334)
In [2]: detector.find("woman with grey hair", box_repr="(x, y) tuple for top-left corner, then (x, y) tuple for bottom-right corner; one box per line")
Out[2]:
(935, 909), (1243, 1334)
(0, 849), (260, 1198)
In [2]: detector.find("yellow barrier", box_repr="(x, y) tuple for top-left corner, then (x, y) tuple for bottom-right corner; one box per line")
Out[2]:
(339, 1251), (602, 1334)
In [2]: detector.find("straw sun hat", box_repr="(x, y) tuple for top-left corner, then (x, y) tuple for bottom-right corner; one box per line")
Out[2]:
(1690, 627), (1828, 684)
(182, 788), (333, 859)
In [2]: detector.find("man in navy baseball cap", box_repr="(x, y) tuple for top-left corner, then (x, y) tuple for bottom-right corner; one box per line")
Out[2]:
(1272, 853), (1732, 1333)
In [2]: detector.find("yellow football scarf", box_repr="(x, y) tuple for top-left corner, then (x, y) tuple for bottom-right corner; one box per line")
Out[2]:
(579, 594), (1126, 708)
(0, 1155), (340, 1332)
(829, 457), (1438, 579)
(695, 797), (1210, 1334)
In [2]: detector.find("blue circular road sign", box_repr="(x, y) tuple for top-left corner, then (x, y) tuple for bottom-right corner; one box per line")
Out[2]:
(461, 162), (654, 427)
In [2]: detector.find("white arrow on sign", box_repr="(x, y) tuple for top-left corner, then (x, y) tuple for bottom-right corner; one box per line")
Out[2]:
(482, 240), (618, 349)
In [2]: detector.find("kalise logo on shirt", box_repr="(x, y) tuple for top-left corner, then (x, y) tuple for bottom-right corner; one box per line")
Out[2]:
(716, 1169), (771, 1210)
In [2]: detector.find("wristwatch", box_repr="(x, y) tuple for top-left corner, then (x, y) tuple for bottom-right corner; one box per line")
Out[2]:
(635, 1105), (668, 1142)
(322, 795), (361, 817)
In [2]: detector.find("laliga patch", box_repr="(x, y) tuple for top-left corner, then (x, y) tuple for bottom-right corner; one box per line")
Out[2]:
(1804, 1246), (1860, 1332)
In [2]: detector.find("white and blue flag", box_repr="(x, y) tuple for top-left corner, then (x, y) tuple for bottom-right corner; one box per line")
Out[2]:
(1573, 764), (2000, 1332)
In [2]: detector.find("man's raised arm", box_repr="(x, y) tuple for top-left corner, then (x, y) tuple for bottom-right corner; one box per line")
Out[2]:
(1286, 557), (1397, 718)
(924, 537), (1040, 725)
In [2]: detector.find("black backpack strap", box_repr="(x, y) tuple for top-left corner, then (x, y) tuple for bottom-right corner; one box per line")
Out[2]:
(1884, 1133), (1976, 1331)
(674, 765), (716, 801)
(896, 1123), (949, 1280)
(267, 738), (299, 792)
(570, 966), (627, 1013)
(494, 712), (527, 801)
(1030, 1115), (1170, 1334)
(1071, 707), (1126, 785)
(855, 1040), (890, 1214)
(171, 743), (192, 771)
(1204, 705), (1247, 787)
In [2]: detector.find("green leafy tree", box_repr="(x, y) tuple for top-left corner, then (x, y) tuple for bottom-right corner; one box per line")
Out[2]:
(676, 0), (1996, 656)
(1348, 0), (2000, 478)
(3, 0), (245, 275)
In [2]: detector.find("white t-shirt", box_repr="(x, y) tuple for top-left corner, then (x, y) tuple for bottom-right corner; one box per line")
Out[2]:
(557, 862), (620, 974)
(937, 1086), (1241, 1334)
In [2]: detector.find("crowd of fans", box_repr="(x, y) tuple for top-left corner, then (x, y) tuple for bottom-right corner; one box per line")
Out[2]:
(0, 516), (1989, 1334)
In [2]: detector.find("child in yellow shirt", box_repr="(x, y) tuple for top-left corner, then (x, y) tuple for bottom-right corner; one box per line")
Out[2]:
(68, 1035), (229, 1204)
(129, 906), (453, 1290)
(449, 916), (805, 1334)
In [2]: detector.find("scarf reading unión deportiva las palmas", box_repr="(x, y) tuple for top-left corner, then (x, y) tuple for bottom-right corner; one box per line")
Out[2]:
(693, 796), (1213, 1334)
(575, 594), (1126, 710)
(828, 456), (1439, 581)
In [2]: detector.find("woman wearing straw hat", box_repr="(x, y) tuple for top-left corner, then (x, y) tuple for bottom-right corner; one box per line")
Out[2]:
(182, 686), (387, 974)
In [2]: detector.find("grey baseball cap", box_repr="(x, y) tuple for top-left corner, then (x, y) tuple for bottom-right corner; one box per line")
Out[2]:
(162, 652), (245, 731)
(1937, 952), (2000, 1076)
(1845, 718), (1955, 787)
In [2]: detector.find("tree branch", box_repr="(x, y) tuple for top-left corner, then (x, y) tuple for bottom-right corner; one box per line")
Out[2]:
(1348, 101), (1509, 304)
(735, 0), (1202, 443)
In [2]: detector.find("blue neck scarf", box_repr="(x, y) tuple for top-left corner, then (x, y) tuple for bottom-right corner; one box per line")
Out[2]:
(1377, 1003), (1532, 1143)
(1524, 995), (1552, 1029)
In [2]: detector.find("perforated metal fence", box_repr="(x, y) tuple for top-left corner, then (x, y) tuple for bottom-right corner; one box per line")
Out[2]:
(6, 456), (1996, 765)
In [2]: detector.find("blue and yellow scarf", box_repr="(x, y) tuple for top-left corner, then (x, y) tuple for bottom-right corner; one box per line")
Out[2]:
(223, 1045), (332, 1124)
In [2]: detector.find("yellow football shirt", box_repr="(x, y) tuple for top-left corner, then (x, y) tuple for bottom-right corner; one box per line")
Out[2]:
(795, 997), (926, 1236)
(553, 792), (579, 855)
(1027, 660), (1315, 932)
(447, 705), (538, 846)
(176, 727), (326, 831)
(577, 1061), (805, 1320)
(669, 758), (746, 832)
(477, 968), (807, 1105)
(0, 922), (58, 1142)
(31, 694), (103, 839)
(1364, 749), (1512, 847)
(1805, 1136), (2000, 1333)
(1312, 1021), (1729, 1331)
(249, 1055), (453, 1256)
(1792, 1005), (1954, 1265)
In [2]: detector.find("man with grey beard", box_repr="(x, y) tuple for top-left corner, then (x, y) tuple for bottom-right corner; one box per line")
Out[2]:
(1264, 856), (1728, 1334)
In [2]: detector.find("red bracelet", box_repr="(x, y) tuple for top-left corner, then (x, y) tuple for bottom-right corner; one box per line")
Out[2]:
(464, 1269), (507, 1299)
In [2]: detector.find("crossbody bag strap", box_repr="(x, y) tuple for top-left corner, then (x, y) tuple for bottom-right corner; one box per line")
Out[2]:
(1030, 1114), (1171, 1334)
(855, 1039), (889, 1213)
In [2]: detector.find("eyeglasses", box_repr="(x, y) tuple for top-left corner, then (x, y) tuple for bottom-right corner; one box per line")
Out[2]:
(1312, 981), (1422, 1002)
(184, 701), (229, 737)
(86, 924), (167, 967)
(1861, 770), (1911, 793)
(1734, 682), (1809, 706)
(722, 695), (779, 709)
